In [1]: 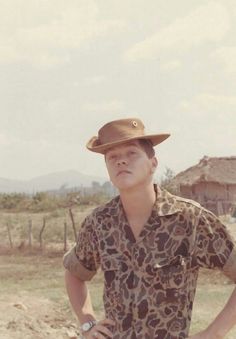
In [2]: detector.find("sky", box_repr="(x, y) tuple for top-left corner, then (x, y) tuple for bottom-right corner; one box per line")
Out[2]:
(0, 0), (236, 182)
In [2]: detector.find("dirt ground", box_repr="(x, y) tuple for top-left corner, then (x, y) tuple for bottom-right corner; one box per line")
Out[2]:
(0, 294), (79, 339)
(1, 220), (236, 339)
(0, 254), (81, 339)
(1, 254), (236, 339)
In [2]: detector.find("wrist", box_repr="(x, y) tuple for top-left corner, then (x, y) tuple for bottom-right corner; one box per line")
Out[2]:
(80, 320), (97, 336)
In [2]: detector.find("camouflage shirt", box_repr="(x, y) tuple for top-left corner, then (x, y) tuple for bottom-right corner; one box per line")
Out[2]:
(63, 187), (236, 339)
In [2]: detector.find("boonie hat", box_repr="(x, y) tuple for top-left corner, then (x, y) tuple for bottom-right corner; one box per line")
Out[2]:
(86, 118), (170, 154)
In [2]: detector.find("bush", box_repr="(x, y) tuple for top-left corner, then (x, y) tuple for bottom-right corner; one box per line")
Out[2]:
(79, 193), (110, 206)
(159, 167), (177, 194)
(30, 193), (59, 212)
(0, 190), (111, 212)
(0, 193), (28, 210)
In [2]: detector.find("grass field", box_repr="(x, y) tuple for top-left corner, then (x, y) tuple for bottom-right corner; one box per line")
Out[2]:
(1, 253), (236, 338)
(1, 208), (236, 338)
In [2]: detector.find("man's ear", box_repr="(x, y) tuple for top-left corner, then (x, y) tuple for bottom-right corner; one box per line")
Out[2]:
(151, 156), (158, 173)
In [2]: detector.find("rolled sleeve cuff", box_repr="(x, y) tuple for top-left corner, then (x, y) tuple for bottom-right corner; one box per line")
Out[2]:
(223, 248), (236, 283)
(63, 247), (96, 281)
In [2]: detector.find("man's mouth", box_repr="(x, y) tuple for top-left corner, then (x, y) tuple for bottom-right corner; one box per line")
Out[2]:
(117, 170), (131, 176)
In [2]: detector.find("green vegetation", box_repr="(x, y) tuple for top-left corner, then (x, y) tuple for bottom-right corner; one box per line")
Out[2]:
(0, 190), (111, 213)
(159, 167), (177, 194)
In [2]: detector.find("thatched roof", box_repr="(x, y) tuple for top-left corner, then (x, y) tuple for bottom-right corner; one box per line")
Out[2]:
(171, 156), (236, 187)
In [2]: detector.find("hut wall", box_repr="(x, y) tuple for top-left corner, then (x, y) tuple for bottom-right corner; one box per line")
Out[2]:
(179, 185), (192, 198)
(204, 182), (227, 200)
(192, 182), (207, 202)
(179, 182), (235, 216)
(228, 184), (236, 200)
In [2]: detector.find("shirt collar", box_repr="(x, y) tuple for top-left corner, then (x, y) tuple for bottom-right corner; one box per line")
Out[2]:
(109, 185), (181, 243)
(114, 184), (181, 218)
(152, 184), (181, 216)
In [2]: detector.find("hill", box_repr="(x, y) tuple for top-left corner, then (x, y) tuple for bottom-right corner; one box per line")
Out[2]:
(0, 170), (106, 193)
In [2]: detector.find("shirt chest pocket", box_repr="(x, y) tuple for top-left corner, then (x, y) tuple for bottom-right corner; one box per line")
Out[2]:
(101, 255), (131, 285)
(145, 255), (190, 290)
(101, 256), (121, 288)
(161, 256), (189, 289)
(144, 255), (190, 306)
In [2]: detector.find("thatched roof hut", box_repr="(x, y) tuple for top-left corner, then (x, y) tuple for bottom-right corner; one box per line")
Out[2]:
(170, 156), (236, 216)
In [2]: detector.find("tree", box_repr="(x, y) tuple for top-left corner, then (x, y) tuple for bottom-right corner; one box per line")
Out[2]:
(160, 167), (175, 192)
(92, 181), (101, 193)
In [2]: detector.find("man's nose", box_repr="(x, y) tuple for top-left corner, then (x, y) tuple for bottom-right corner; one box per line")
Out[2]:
(117, 156), (127, 166)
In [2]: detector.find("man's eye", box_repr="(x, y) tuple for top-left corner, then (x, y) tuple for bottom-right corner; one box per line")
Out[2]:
(108, 155), (116, 160)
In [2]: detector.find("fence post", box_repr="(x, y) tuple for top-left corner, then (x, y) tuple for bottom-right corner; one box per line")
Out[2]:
(7, 222), (13, 249)
(28, 219), (32, 248)
(64, 221), (67, 252)
(69, 208), (77, 241)
(39, 217), (46, 251)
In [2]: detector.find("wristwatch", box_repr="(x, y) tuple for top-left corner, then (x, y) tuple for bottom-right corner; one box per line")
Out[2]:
(80, 320), (97, 333)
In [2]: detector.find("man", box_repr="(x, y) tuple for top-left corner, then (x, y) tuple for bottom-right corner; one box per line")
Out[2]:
(63, 118), (236, 339)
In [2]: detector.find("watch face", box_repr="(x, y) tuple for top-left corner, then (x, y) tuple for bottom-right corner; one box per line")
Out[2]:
(81, 321), (96, 332)
(82, 323), (91, 331)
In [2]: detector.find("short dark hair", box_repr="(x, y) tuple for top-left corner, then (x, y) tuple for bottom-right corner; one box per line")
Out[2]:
(138, 139), (155, 158)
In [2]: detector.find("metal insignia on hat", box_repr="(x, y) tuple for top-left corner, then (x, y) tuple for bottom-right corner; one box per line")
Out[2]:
(132, 120), (138, 127)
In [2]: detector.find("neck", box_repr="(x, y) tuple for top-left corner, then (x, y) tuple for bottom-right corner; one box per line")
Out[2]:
(119, 183), (157, 218)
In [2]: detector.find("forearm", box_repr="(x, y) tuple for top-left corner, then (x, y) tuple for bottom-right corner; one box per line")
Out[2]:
(65, 269), (96, 324)
(206, 286), (236, 338)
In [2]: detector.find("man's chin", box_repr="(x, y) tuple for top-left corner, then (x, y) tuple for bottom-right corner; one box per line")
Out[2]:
(113, 180), (136, 191)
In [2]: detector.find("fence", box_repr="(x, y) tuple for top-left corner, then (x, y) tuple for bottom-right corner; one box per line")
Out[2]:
(1, 208), (82, 254)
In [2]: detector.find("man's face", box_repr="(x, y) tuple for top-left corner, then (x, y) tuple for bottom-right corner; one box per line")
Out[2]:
(105, 140), (157, 191)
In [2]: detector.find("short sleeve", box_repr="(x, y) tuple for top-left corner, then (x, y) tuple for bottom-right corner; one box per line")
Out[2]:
(63, 214), (100, 281)
(195, 208), (236, 282)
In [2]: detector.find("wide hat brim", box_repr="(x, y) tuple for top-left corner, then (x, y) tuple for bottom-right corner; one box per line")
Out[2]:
(86, 133), (170, 154)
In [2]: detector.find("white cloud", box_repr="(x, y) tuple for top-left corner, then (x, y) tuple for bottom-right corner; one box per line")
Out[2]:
(0, 0), (125, 67)
(179, 94), (236, 144)
(212, 46), (236, 72)
(0, 132), (13, 146)
(198, 93), (236, 110)
(0, 129), (24, 147)
(180, 93), (236, 113)
(160, 60), (181, 72)
(124, 1), (230, 62)
(82, 100), (125, 113)
(177, 93), (236, 167)
(84, 75), (106, 86)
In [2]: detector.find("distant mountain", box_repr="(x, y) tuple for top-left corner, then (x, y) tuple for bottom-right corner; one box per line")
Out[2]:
(0, 170), (106, 193)
(0, 178), (27, 193)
